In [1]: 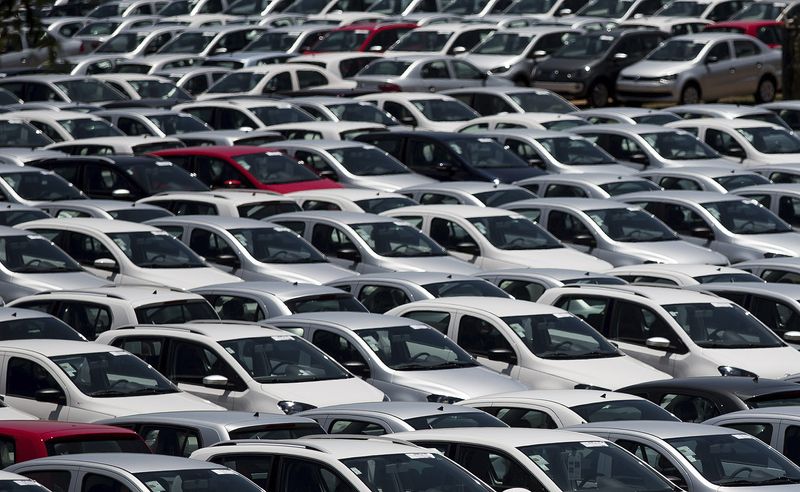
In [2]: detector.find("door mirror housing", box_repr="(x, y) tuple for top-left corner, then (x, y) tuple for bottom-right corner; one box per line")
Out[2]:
(645, 336), (671, 350)
(93, 258), (117, 271)
(452, 46), (467, 55)
(705, 55), (719, 64)
(319, 169), (338, 180)
(35, 388), (64, 404)
(336, 247), (361, 262)
(202, 375), (229, 388)
(726, 146), (746, 159)
(629, 152), (649, 165)
(111, 188), (131, 198)
(487, 348), (517, 363)
(531, 50), (547, 58)
(557, 7), (571, 14)
(784, 331), (800, 343)
(400, 116), (417, 126)
(369, 45), (383, 51)
(572, 234), (597, 248)
(613, 52), (628, 61)
(214, 254), (240, 268)
(343, 360), (370, 378)
(689, 226), (714, 240)
(453, 241), (480, 256)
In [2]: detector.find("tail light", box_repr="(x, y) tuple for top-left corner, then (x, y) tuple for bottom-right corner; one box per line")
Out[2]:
(378, 82), (401, 92)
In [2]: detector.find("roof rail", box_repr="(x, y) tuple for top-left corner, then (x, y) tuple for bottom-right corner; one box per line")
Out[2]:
(210, 439), (329, 453)
(304, 434), (422, 448)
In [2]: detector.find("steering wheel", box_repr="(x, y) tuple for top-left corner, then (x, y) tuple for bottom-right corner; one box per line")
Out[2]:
(410, 352), (431, 361)
(271, 361), (289, 374)
(730, 467), (753, 478)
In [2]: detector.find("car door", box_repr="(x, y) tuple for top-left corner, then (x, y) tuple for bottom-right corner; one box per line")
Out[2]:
(452, 444), (544, 492)
(613, 438), (691, 490)
(187, 227), (243, 275)
(700, 40), (737, 100)
(732, 38), (766, 93)
(276, 457), (357, 492)
(165, 338), (248, 409)
(454, 313), (520, 377)
(81, 162), (142, 199)
(309, 222), (375, 273)
(2, 355), (71, 421)
(427, 216), (483, 265)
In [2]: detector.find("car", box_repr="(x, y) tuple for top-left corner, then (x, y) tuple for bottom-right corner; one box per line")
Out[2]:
(32, 155), (209, 201)
(514, 173), (661, 199)
(137, 190), (301, 219)
(19, 218), (242, 290)
(262, 122), (386, 141)
(156, 25), (266, 58)
(298, 402), (506, 434)
(0, 110), (124, 142)
(240, 25), (334, 54)
(268, 211), (481, 274)
(0, 204), (50, 226)
(572, 107), (682, 125)
(203, 52), (295, 70)
(98, 410), (324, 455)
(0, 165), (85, 208)
(0, 75), (128, 105)
(288, 53), (385, 79)
(352, 55), (512, 92)
(390, 427), (682, 492)
(476, 267), (628, 301)
(0, 471), (53, 491)
(617, 33), (781, 104)
(45, 136), (186, 156)
(637, 166), (770, 193)
(354, 131), (545, 183)
(309, 22), (417, 53)
(704, 19), (785, 47)
(384, 204), (613, 270)
(570, 124), (736, 170)
(97, 321), (385, 413)
(73, 16), (160, 53)
(6, 453), (264, 492)
(174, 129), (283, 146)
(192, 281), (368, 320)
(387, 296), (670, 389)
(0, 339), (223, 421)
(619, 190), (800, 261)
(398, 181), (536, 207)
(623, 15), (713, 35)
(442, 87), (577, 116)
(734, 257), (800, 282)
(87, 0), (168, 18)
(459, 389), (680, 428)
(354, 93), (479, 132)
(571, 421), (800, 492)
(147, 216), (355, 284)
(174, 99), (316, 131)
(502, 198), (728, 266)
(158, 0), (229, 16)
(151, 146), (341, 193)
(7, 285), (219, 340)
(609, 264), (763, 286)
(705, 406), (800, 465)
(39, 200), (172, 222)
(668, 103), (791, 129)
(270, 312), (528, 401)
(94, 109), (212, 138)
(288, 96), (402, 126)
(733, 184), (800, 229)
(538, 284), (800, 378)
(199, 64), (356, 98)
(456, 113), (590, 133)
(750, 165), (800, 184)
(327, 272), (510, 313)
(92, 74), (193, 102)
(288, 188), (417, 214)
(759, 100), (800, 131)
(115, 54), (204, 75)
(0, 421), (150, 467)
(531, 29), (669, 107)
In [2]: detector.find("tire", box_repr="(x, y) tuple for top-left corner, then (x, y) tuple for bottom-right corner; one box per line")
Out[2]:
(587, 80), (610, 108)
(679, 83), (701, 105)
(755, 76), (776, 103)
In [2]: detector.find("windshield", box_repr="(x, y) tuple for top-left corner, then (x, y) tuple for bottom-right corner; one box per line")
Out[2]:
(474, 189), (537, 207)
(135, 300), (218, 324)
(658, 0), (707, 15)
(238, 202), (301, 220)
(664, 302), (785, 348)
(522, 441), (675, 492)
(737, 126), (800, 154)
(571, 400), (679, 422)
(0, 121), (52, 147)
(469, 215), (562, 250)
(52, 351), (177, 397)
(0, 234), (83, 273)
(509, 92), (575, 113)
(354, 197), (416, 214)
(220, 335), (350, 383)
(135, 469), (265, 492)
(413, 99), (479, 121)
(230, 226), (325, 263)
(0, 209), (49, 226)
(702, 199), (792, 234)
(107, 230), (207, 268)
(634, 114), (681, 125)
(423, 279), (509, 298)
(148, 114), (209, 135)
(327, 103), (399, 126)
(59, 118), (123, 139)
(120, 161), (208, 193)
(739, 113), (791, 130)
(715, 174), (770, 190)
(642, 131), (719, 160)
(555, 34), (614, 59)
(368, 0), (414, 13)
(587, 207), (678, 242)
(442, 0), (489, 14)
(0, 316), (83, 341)
(502, 313), (620, 359)
(2, 172), (84, 201)
(159, 32), (215, 53)
(537, 136), (617, 165)
(245, 32), (299, 52)
(449, 138), (528, 167)
(406, 411), (506, 429)
(648, 39), (706, 61)
(0, 481), (55, 492)
(55, 80), (125, 102)
(345, 453), (493, 492)
(206, 72), (265, 93)
(473, 33), (532, 55)
(228, 423), (324, 439)
(234, 152), (320, 184)
(392, 31), (450, 52)
(76, 21), (120, 36)
(352, 221), (446, 257)
(506, 0), (558, 14)
(96, 32), (145, 53)
(358, 324), (476, 370)
(577, 0), (633, 16)
(599, 180), (661, 195)
(313, 30), (369, 52)
(251, 106), (314, 125)
(695, 272), (764, 283)
(359, 60), (412, 76)
(329, 146), (409, 176)
(284, 293), (367, 313)
(130, 80), (191, 101)
(665, 433), (800, 486)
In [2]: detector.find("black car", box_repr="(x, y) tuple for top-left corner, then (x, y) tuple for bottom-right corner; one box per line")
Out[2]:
(354, 131), (545, 183)
(620, 377), (800, 423)
(31, 156), (209, 201)
(531, 29), (668, 107)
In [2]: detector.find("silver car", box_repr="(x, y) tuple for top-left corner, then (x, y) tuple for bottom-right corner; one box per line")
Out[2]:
(637, 166), (771, 193)
(668, 103), (791, 130)
(573, 107), (682, 125)
(515, 173), (662, 199)
(705, 406), (800, 465)
(269, 311), (528, 401)
(0, 203), (49, 226)
(734, 257), (800, 282)
(398, 181), (537, 207)
(442, 86), (578, 115)
(288, 96), (402, 127)
(39, 199), (172, 222)
(616, 33), (781, 104)
(288, 189), (417, 214)
(476, 267), (628, 301)
(0, 164), (87, 207)
(733, 183), (800, 230)
(619, 190), (800, 261)
(759, 100), (800, 131)
(147, 215), (355, 284)
(94, 109), (212, 138)
(353, 56), (512, 92)
(174, 129), (283, 147)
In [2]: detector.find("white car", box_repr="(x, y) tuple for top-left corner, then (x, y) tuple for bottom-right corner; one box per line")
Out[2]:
(387, 23), (495, 56)
(0, 339), (222, 421)
(97, 321), (385, 413)
(637, 166), (771, 193)
(263, 121), (387, 141)
(0, 164), (86, 207)
(537, 284), (800, 378)
(514, 173), (662, 199)
(607, 263), (764, 286)
(288, 188), (417, 214)
(18, 218), (242, 289)
(0, 110), (124, 142)
(456, 113), (590, 133)
(174, 99), (315, 131)
(386, 297), (671, 390)
(39, 199), (172, 222)
(354, 92), (479, 132)
(398, 181), (537, 207)
(199, 63), (356, 99)
(45, 136), (185, 156)
(137, 190), (301, 220)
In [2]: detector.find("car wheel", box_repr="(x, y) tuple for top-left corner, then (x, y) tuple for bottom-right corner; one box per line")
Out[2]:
(755, 76), (776, 103)
(588, 80), (610, 107)
(679, 83), (701, 104)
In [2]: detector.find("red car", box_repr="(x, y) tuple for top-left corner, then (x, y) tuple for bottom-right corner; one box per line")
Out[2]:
(704, 20), (784, 48)
(0, 421), (150, 467)
(307, 22), (418, 53)
(151, 146), (341, 193)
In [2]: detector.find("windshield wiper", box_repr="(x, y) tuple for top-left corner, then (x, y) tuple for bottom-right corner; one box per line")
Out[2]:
(422, 361), (478, 370)
(128, 387), (177, 395)
(89, 389), (128, 397)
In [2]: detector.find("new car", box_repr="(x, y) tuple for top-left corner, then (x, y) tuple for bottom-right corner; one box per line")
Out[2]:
(94, 109), (212, 138)
(572, 107), (682, 125)
(137, 190), (302, 219)
(735, 257), (800, 282)
(476, 267), (628, 301)
(515, 173), (661, 199)
(353, 55), (511, 92)
(354, 93), (479, 132)
(734, 183), (800, 229)
(0, 164), (86, 207)
(705, 406), (800, 465)
(667, 103), (790, 129)
(609, 263), (762, 286)
(456, 113), (590, 133)
(398, 181), (537, 207)
(288, 188), (417, 213)
(442, 86), (577, 115)
(39, 200), (172, 222)
(637, 166), (770, 193)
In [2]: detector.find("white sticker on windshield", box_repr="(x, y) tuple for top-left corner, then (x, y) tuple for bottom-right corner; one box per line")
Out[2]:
(581, 441), (607, 448)
(26, 234), (43, 240)
(109, 351), (126, 356)
(626, 207), (639, 211)
(566, 453), (582, 481)
(225, 347), (235, 354)
(14, 481), (39, 486)
(406, 453), (435, 459)
(273, 226), (292, 233)
(59, 362), (76, 377)
(600, 35), (614, 41)
(553, 313), (571, 318)
(350, 467), (362, 475)
(155, 161), (172, 167)
(212, 469), (238, 475)
(271, 335), (294, 341)
(733, 434), (755, 439)
(478, 138), (493, 143)
(711, 302), (731, 307)
(266, 152), (283, 156)
(676, 446), (696, 462)
(145, 481), (166, 492)
(530, 455), (549, 471)
(410, 324), (428, 330)
(151, 230), (169, 236)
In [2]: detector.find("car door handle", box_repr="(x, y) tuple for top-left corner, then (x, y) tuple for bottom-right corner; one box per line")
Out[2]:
(729, 68), (736, 74)
(756, 62), (763, 69)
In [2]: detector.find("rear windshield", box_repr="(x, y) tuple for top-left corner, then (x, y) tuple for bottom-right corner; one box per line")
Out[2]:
(237, 201), (301, 220)
(135, 300), (219, 324)
(284, 294), (368, 314)
(109, 209), (172, 223)
(228, 423), (324, 439)
(571, 400), (679, 423)
(0, 316), (84, 341)
(747, 392), (800, 408)
(46, 436), (150, 456)
(405, 412), (507, 430)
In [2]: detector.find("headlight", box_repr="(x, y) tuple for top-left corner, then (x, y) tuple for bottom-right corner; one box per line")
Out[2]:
(658, 74), (678, 83)
(278, 400), (316, 414)
(718, 366), (758, 378)
(490, 65), (511, 74)
(427, 394), (462, 404)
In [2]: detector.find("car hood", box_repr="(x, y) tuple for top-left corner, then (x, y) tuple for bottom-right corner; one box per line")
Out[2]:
(620, 60), (697, 78)
(130, 267), (242, 290)
(353, 173), (438, 192)
(381, 256), (482, 274)
(88, 391), (224, 417)
(614, 240), (728, 265)
(476, 166), (545, 183)
(736, 232), (800, 256)
(258, 262), (355, 284)
(539, 354), (670, 389)
(660, 157), (739, 168)
(703, 346), (800, 379)
(265, 178), (341, 193)
(390, 365), (527, 399)
(748, 153), (800, 164)
(490, 248), (612, 270)
(259, 377), (384, 408)
(17, 272), (110, 292)
(466, 54), (520, 71)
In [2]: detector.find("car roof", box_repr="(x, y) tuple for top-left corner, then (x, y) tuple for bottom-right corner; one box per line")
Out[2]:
(465, 389), (644, 406)
(300, 402), (487, 419)
(551, 284), (722, 304)
(21, 217), (158, 233)
(735, 183), (800, 194)
(388, 204), (522, 218)
(46, 199), (166, 212)
(638, 166), (748, 178)
(121, 321), (288, 341)
(610, 264), (750, 276)
(0, 307), (65, 323)
(668, 103), (777, 116)
(149, 215), (281, 229)
(192, 281), (348, 300)
(29, 285), (203, 305)
(697, 282), (800, 297)
(270, 139), (375, 150)
(478, 268), (620, 280)
(670, 31), (755, 42)
(669, 117), (780, 129)
(525, 173), (644, 185)
(0, 340), (121, 357)
(619, 190), (742, 203)
(622, 376), (800, 398)
(332, 272), (480, 284)
(400, 181), (526, 193)
(392, 427), (604, 447)
(506, 198), (631, 210)
(710, 405), (800, 419)
(0, 421), (140, 439)
(286, 189), (407, 201)
(572, 421), (740, 439)
(572, 123), (679, 134)
(270, 312), (414, 330)
(395, 297), (565, 316)
(14, 453), (226, 472)
(270, 210), (396, 224)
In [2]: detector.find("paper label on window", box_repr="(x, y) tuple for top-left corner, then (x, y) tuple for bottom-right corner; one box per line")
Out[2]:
(59, 362), (76, 377)
(406, 453), (435, 459)
(212, 469), (238, 475)
(530, 455), (549, 471)
(225, 347), (235, 354)
(676, 446), (696, 462)
(478, 138), (493, 143)
(553, 313), (571, 318)
(711, 302), (730, 307)
(110, 351), (126, 356)
(410, 324), (428, 330)
(151, 230), (169, 236)
(733, 434), (755, 439)
(14, 481), (39, 486)
(350, 467), (362, 475)
(155, 161), (172, 167)
(566, 453), (582, 481)
(145, 481), (166, 492)
(581, 441), (607, 447)
(271, 335), (294, 341)
(273, 226), (291, 233)
(266, 151), (283, 156)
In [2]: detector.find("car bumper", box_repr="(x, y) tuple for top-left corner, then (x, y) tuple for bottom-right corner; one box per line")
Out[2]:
(531, 80), (585, 96)
(615, 80), (680, 102)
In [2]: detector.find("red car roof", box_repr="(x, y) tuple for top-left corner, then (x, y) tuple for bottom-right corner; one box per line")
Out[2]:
(152, 146), (280, 158)
(0, 421), (141, 440)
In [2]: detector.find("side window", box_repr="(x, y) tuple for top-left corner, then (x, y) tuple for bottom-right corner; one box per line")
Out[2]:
(358, 285), (410, 313)
(114, 337), (164, 368)
(383, 101), (414, 124)
(58, 301), (112, 340)
(139, 425), (201, 457)
(608, 300), (680, 349)
(420, 61), (450, 79)
(279, 458), (356, 492)
(778, 196), (800, 227)
(784, 426), (800, 465)
(311, 329), (369, 374)
(646, 202), (708, 236)
(705, 129), (745, 157)
(29, 122), (63, 142)
(275, 221), (305, 236)
(514, 208), (541, 222)
(659, 393), (720, 422)
(472, 94), (513, 116)
(210, 454), (273, 489)
(84, 164), (135, 197)
(302, 200), (340, 211)
(504, 139), (545, 170)
(295, 150), (336, 177)
(659, 177), (702, 191)
(211, 295), (265, 322)
(762, 269), (800, 283)
(498, 279), (546, 302)
(60, 231), (115, 268)
(615, 440), (686, 488)
(310, 223), (356, 256)
(485, 406), (558, 429)
(193, 156), (246, 189)
(544, 184), (588, 198)
(429, 217), (477, 251)
(707, 40), (732, 61)
(0, 437), (14, 467)
(116, 117), (152, 136)
(554, 296), (609, 334)
(748, 296), (800, 338)
(721, 423), (773, 444)
(420, 193), (459, 205)
(329, 419), (386, 435)
(452, 61), (483, 80)
(546, 210), (592, 242)
(297, 70), (329, 89)
(189, 228), (236, 261)
(24, 472), (71, 492)
(82, 474), (132, 492)
(158, 225), (184, 240)
(6, 357), (65, 401)
(218, 108), (258, 130)
(402, 311), (451, 334)
(168, 340), (244, 390)
(55, 209), (91, 218)
(457, 446), (544, 492)
(457, 315), (514, 360)
(733, 40), (760, 57)
(742, 194), (771, 207)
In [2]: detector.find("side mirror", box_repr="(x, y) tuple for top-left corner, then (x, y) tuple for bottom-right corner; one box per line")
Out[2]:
(343, 360), (370, 378)
(453, 241), (480, 256)
(487, 348), (517, 363)
(557, 7), (571, 15)
(213, 47), (228, 54)
(436, 161), (454, 173)
(369, 45), (383, 51)
(572, 234), (597, 248)
(400, 115), (417, 126)
(222, 179), (242, 188)
(452, 46), (467, 55)
(93, 258), (117, 271)
(112, 189), (131, 198)
(690, 226), (714, 240)
(319, 169), (338, 180)
(35, 388), (64, 404)
(629, 153), (649, 165)
(645, 336), (671, 350)
(613, 52), (628, 61)
(202, 375), (229, 388)
(336, 247), (361, 262)
(664, 476), (687, 490)
(531, 50), (547, 58)
(785, 331), (800, 343)
(726, 146), (746, 159)
(214, 254), (240, 268)
(527, 157), (545, 169)
(705, 55), (719, 64)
